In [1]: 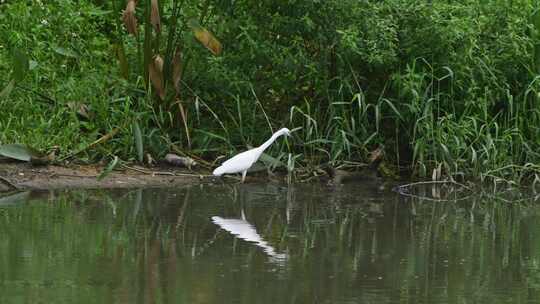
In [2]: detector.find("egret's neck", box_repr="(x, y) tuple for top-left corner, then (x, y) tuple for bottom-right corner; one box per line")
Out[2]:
(258, 132), (283, 152)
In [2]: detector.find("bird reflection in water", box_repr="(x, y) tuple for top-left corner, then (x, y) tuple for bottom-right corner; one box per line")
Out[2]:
(211, 210), (288, 264)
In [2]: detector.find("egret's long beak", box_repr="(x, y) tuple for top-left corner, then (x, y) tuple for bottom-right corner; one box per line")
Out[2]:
(287, 127), (302, 140)
(290, 127), (302, 134)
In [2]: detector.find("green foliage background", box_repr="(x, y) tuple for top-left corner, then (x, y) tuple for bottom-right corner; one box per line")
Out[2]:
(0, 0), (539, 181)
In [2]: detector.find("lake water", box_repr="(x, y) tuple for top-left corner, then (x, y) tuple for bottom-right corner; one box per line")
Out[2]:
(1, 182), (540, 303)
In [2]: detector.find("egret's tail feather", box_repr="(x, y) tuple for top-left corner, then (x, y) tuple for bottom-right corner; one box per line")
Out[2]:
(213, 166), (225, 176)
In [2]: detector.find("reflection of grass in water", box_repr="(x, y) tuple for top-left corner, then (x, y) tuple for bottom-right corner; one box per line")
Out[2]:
(2, 187), (540, 303)
(0, 189), (190, 303)
(282, 189), (540, 302)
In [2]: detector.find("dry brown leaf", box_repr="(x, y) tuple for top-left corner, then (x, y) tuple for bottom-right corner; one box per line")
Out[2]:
(189, 20), (222, 55)
(149, 55), (165, 100)
(154, 54), (164, 71)
(172, 48), (182, 95)
(150, 0), (161, 32)
(193, 29), (222, 55)
(122, 0), (138, 35)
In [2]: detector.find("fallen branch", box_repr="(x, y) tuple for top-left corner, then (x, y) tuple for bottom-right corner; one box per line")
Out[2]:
(58, 128), (120, 161)
(121, 164), (241, 181)
(121, 164), (211, 178)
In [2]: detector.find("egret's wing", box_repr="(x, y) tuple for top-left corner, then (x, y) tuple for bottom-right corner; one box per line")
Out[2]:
(214, 148), (259, 174)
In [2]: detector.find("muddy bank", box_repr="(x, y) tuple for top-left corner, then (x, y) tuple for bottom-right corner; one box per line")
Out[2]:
(0, 161), (385, 192)
(0, 162), (211, 191)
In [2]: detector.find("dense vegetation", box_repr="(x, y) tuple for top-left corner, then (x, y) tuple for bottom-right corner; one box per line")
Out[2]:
(0, 0), (539, 182)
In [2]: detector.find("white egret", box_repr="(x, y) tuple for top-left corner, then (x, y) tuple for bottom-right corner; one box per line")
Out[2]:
(212, 128), (291, 182)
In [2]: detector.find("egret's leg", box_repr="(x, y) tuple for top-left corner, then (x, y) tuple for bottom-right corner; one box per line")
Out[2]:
(241, 171), (247, 183)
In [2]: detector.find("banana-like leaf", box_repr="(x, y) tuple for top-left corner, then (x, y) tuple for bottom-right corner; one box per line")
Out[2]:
(188, 19), (222, 55)
(0, 144), (43, 162)
(132, 121), (143, 163)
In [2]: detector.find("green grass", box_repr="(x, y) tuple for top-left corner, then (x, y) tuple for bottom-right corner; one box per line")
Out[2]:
(1, 0), (539, 183)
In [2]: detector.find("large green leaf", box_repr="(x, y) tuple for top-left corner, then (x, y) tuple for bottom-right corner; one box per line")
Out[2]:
(0, 144), (42, 162)
(132, 121), (143, 163)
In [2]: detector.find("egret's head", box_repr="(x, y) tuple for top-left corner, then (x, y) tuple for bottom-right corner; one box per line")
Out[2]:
(278, 128), (291, 137)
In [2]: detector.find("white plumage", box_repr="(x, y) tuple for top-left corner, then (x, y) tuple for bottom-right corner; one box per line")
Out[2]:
(213, 128), (290, 182)
(211, 212), (287, 262)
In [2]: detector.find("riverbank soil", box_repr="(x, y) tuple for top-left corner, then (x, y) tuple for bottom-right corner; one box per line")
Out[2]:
(0, 162), (208, 191)
(0, 154), (385, 191)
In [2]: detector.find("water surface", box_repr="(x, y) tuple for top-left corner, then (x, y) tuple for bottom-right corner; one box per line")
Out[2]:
(1, 182), (540, 303)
